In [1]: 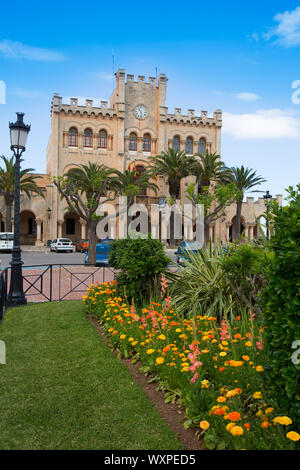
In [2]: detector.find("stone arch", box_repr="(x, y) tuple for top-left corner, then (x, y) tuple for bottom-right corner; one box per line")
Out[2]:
(20, 210), (37, 245)
(230, 215), (246, 241)
(62, 212), (81, 242)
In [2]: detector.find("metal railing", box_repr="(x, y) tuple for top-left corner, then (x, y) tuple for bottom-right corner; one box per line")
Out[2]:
(0, 264), (116, 323)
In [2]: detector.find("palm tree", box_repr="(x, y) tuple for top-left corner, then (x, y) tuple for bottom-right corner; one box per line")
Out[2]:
(113, 166), (158, 234)
(0, 155), (44, 231)
(192, 151), (232, 193)
(229, 165), (266, 239)
(54, 162), (119, 265)
(149, 149), (195, 246)
(113, 166), (158, 207)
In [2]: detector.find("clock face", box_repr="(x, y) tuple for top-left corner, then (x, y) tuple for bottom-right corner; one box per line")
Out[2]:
(134, 105), (148, 120)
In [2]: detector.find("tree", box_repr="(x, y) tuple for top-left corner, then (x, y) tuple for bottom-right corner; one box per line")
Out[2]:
(192, 151), (232, 192)
(53, 162), (119, 265)
(229, 166), (266, 239)
(186, 152), (235, 242)
(0, 155), (44, 231)
(113, 165), (158, 233)
(149, 149), (196, 246)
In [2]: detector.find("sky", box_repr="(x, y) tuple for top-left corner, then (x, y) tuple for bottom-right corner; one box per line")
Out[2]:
(0, 0), (300, 200)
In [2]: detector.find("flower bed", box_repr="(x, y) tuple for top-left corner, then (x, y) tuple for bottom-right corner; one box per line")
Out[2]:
(83, 280), (300, 450)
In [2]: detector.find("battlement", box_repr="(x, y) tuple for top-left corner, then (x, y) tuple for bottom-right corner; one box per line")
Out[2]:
(51, 93), (118, 117)
(164, 108), (222, 127)
(125, 73), (158, 86)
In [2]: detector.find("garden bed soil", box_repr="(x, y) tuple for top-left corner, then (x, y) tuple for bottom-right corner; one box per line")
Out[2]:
(89, 317), (204, 451)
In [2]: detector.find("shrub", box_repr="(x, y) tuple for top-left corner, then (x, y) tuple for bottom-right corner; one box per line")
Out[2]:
(221, 242), (273, 317)
(108, 236), (170, 305)
(261, 185), (300, 426)
(168, 243), (242, 318)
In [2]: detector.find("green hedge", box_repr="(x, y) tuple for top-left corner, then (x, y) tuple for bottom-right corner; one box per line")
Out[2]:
(261, 185), (300, 426)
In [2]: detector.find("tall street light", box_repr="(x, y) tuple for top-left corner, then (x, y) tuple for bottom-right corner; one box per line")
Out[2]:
(7, 113), (31, 307)
(263, 190), (273, 240)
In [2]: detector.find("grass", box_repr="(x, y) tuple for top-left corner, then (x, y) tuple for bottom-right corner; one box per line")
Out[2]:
(0, 301), (183, 450)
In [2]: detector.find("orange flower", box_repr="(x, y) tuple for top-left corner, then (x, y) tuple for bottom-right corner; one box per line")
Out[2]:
(244, 423), (251, 431)
(227, 412), (241, 422)
(261, 421), (270, 429)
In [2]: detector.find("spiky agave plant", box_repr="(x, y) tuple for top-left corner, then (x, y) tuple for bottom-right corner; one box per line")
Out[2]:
(168, 242), (242, 319)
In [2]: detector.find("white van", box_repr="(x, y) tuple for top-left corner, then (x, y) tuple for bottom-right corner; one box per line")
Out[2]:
(0, 232), (14, 251)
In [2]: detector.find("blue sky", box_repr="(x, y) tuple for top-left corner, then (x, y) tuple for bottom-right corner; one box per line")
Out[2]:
(0, 0), (300, 200)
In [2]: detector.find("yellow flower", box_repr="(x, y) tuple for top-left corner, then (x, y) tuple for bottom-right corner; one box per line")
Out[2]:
(253, 392), (263, 399)
(242, 355), (250, 361)
(158, 334), (166, 341)
(200, 421), (210, 430)
(256, 365), (264, 372)
(273, 416), (292, 426)
(226, 422), (235, 432)
(156, 357), (164, 365)
(245, 341), (252, 347)
(286, 431), (300, 442)
(146, 349), (155, 355)
(230, 426), (244, 436)
(219, 352), (227, 357)
(265, 407), (274, 415)
(128, 337), (134, 342)
(217, 396), (227, 403)
(120, 334), (126, 340)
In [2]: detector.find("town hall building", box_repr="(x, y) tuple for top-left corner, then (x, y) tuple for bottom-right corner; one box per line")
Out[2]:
(0, 69), (282, 245)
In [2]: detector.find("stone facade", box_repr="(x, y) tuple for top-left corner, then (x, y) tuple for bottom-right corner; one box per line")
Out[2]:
(0, 69), (281, 245)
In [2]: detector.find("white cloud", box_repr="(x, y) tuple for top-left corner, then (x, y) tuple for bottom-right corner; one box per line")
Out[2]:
(264, 6), (300, 47)
(0, 39), (64, 61)
(235, 92), (261, 102)
(223, 109), (300, 140)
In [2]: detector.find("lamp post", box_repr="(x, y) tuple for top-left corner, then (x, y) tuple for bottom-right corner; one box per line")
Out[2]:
(263, 190), (272, 240)
(7, 113), (31, 307)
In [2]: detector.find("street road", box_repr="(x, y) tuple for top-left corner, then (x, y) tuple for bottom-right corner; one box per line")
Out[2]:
(0, 249), (177, 269)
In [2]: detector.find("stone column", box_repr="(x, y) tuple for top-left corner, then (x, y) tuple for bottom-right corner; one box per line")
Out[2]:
(245, 224), (249, 239)
(80, 219), (86, 239)
(226, 223), (232, 242)
(35, 218), (43, 246)
(249, 225), (254, 241)
(57, 220), (63, 238)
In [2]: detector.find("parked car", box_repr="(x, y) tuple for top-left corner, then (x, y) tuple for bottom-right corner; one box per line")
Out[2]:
(84, 239), (114, 266)
(75, 239), (88, 252)
(175, 241), (202, 265)
(50, 238), (74, 253)
(0, 232), (14, 252)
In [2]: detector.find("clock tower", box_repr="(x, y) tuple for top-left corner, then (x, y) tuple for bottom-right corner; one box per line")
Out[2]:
(111, 69), (168, 168)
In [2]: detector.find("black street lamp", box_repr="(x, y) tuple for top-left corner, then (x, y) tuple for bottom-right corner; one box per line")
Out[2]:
(263, 190), (273, 240)
(7, 113), (31, 307)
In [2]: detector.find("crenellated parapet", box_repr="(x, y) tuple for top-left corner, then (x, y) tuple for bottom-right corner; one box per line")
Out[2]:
(163, 108), (222, 127)
(51, 93), (119, 118)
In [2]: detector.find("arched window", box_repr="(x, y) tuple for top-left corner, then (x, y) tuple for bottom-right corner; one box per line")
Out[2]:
(186, 136), (193, 154)
(198, 137), (206, 155)
(172, 135), (180, 151)
(136, 165), (146, 196)
(129, 133), (137, 151)
(143, 134), (151, 152)
(98, 130), (107, 149)
(83, 128), (93, 147)
(69, 127), (78, 147)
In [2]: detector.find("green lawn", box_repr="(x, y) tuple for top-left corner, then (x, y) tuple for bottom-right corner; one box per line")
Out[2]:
(0, 301), (183, 450)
